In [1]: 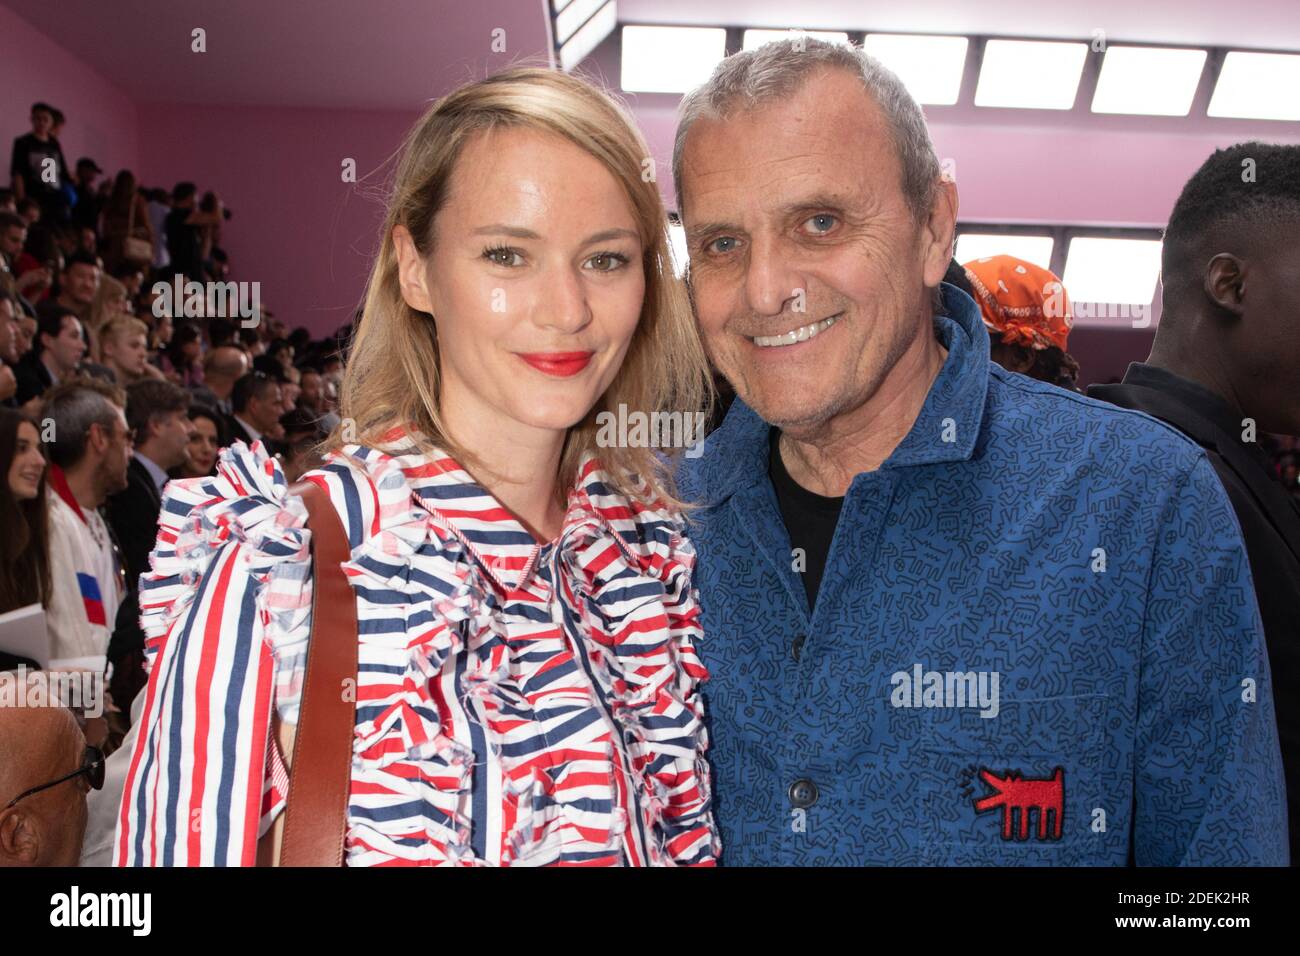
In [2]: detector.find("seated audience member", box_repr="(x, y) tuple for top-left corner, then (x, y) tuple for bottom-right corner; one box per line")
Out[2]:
(1089, 141), (1300, 860)
(97, 315), (160, 386)
(0, 702), (100, 867)
(253, 353), (299, 410)
(287, 326), (311, 358)
(108, 261), (144, 302)
(276, 406), (326, 483)
(207, 317), (236, 350)
(173, 403), (225, 479)
(264, 337), (294, 377)
(13, 303), (87, 411)
(105, 380), (191, 712)
(964, 254), (1081, 391)
(146, 309), (171, 356)
(12, 222), (60, 305)
(0, 291), (21, 407)
(190, 344), (247, 414)
(0, 189), (13, 213)
(237, 323), (262, 356)
(87, 273), (129, 339)
(295, 364), (324, 416)
(13, 311), (36, 360)
(159, 320), (202, 387)
(51, 252), (100, 324)
(40, 378), (129, 661)
(0, 211), (23, 262)
(228, 370), (284, 450)
(0, 410), (52, 645)
(16, 198), (42, 229)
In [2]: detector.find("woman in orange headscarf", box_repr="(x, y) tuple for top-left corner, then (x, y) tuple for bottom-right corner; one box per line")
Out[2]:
(963, 254), (1082, 391)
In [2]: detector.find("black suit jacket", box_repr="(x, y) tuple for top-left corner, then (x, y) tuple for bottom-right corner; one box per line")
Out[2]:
(226, 414), (254, 447)
(12, 352), (54, 406)
(1090, 363), (1300, 861)
(104, 456), (164, 669)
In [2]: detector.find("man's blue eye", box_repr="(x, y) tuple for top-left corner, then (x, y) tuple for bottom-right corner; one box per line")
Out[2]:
(806, 214), (836, 233)
(709, 237), (737, 254)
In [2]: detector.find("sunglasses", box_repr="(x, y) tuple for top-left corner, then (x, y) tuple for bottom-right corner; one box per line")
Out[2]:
(3, 745), (105, 810)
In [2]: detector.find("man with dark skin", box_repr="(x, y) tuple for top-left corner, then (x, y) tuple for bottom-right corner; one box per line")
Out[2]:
(1089, 141), (1300, 861)
(0, 702), (91, 866)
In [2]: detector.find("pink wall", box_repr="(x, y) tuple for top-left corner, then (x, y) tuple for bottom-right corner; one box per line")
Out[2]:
(0, 2), (138, 181)
(135, 103), (420, 335)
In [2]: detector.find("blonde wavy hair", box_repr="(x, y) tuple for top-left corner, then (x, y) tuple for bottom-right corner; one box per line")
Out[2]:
(331, 66), (712, 507)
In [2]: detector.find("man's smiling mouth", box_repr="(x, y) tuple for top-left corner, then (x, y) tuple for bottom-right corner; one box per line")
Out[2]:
(749, 313), (842, 348)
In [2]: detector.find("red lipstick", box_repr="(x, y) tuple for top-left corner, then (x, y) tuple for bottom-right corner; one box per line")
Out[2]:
(517, 351), (594, 377)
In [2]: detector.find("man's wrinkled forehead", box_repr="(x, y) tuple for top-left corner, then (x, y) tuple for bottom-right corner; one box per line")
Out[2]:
(677, 74), (896, 222)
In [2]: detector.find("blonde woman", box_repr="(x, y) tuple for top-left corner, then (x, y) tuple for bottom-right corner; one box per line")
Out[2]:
(87, 273), (130, 337)
(115, 68), (719, 867)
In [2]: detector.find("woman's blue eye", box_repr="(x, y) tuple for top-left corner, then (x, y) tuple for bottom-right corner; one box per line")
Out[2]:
(805, 214), (837, 234)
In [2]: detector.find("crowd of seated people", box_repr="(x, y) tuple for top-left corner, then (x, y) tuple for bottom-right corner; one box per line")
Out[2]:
(0, 102), (349, 802)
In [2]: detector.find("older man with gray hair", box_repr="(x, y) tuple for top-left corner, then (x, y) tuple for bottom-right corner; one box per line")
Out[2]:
(674, 39), (1286, 865)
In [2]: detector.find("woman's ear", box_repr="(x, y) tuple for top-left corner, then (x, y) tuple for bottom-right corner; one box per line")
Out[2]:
(392, 225), (435, 315)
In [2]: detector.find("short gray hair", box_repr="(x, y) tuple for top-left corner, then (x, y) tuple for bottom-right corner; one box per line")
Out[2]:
(40, 377), (125, 469)
(672, 38), (942, 222)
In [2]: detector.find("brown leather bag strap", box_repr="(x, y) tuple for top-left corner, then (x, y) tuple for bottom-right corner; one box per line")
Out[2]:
(278, 479), (358, 867)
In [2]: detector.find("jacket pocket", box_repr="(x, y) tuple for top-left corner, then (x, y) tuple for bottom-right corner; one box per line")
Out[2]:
(914, 694), (1113, 865)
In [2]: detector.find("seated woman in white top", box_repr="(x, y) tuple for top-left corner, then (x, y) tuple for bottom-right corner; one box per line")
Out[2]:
(114, 67), (718, 867)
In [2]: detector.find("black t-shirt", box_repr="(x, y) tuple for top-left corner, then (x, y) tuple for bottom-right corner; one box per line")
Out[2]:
(10, 133), (68, 196)
(768, 428), (844, 612)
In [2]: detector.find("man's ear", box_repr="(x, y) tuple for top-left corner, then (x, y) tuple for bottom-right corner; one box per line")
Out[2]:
(392, 225), (435, 315)
(0, 809), (39, 866)
(921, 178), (959, 290)
(86, 421), (109, 455)
(1204, 253), (1247, 317)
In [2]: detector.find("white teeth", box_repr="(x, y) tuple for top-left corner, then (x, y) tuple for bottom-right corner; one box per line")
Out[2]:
(751, 315), (839, 348)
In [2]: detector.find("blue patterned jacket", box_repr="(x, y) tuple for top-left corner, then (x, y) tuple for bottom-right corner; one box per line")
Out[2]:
(679, 285), (1288, 866)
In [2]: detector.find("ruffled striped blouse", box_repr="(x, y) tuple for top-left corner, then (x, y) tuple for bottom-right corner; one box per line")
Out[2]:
(114, 431), (719, 866)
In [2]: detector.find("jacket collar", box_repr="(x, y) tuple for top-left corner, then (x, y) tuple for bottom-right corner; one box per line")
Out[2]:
(1096, 363), (1266, 455)
(1090, 363), (1300, 561)
(47, 462), (86, 524)
(696, 281), (991, 500)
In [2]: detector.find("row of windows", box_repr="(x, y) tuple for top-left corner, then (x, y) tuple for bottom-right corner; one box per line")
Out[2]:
(549, 2), (1300, 121)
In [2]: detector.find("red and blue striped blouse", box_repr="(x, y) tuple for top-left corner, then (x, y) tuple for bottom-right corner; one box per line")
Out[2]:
(114, 429), (718, 866)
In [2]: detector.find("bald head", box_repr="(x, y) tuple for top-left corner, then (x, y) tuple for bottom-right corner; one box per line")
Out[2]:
(203, 346), (250, 398)
(0, 698), (89, 866)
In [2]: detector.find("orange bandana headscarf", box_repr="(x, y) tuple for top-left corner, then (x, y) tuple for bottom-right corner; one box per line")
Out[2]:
(963, 255), (1073, 352)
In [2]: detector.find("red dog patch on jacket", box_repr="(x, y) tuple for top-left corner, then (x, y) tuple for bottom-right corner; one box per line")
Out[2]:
(973, 767), (1064, 840)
